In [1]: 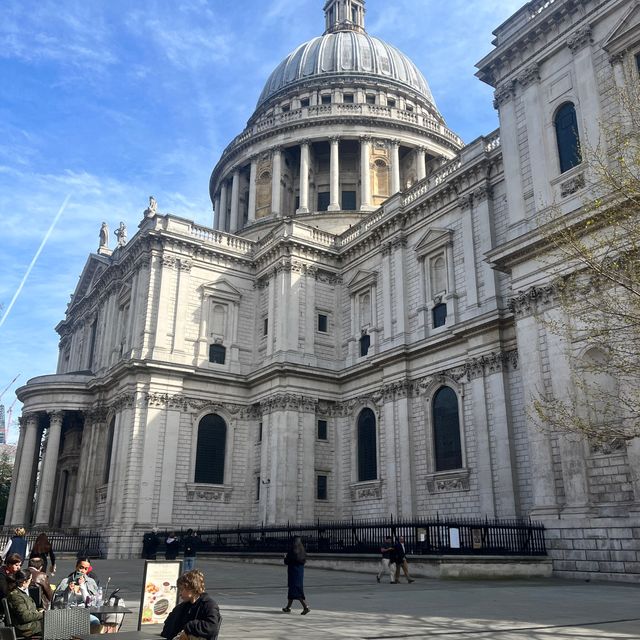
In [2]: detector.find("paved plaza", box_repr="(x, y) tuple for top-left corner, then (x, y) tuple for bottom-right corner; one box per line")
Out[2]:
(54, 556), (640, 639)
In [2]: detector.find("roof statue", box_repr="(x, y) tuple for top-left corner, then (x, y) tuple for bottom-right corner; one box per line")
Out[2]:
(144, 196), (158, 218)
(99, 222), (109, 248)
(114, 221), (127, 247)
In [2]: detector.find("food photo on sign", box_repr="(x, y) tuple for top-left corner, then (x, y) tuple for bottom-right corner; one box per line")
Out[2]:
(138, 561), (183, 628)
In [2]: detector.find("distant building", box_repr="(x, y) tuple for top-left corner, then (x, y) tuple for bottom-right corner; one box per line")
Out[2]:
(0, 405), (5, 445)
(9, 0), (640, 582)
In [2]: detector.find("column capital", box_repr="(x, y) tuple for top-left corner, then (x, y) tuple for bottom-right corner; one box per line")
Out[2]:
(271, 146), (283, 156)
(329, 135), (341, 144)
(473, 184), (493, 202)
(389, 139), (400, 149)
(517, 64), (540, 88)
(359, 135), (372, 144)
(232, 166), (241, 176)
(608, 51), (625, 66)
(48, 410), (64, 425)
(300, 138), (311, 147)
(458, 193), (474, 210)
(567, 26), (593, 54)
(21, 413), (39, 427)
(493, 80), (516, 109)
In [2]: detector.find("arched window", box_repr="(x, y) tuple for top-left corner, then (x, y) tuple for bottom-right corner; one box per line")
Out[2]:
(433, 386), (462, 471)
(195, 414), (227, 484)
(357, 408), (377, 481)
(430, 255), (447, 296)
(359, 292), (371, 327)
(212, 304), (225, 335)
(555, 102), (582, 173)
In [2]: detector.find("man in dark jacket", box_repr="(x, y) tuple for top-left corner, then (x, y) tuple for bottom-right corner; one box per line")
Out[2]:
(393, 536), (415, 584)
(161, 570), (220, 640)
(182, 530), (199, 572)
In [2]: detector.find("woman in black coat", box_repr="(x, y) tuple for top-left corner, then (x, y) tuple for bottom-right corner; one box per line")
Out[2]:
(161, 570), (220, 640)
(282, 536), (310, 615)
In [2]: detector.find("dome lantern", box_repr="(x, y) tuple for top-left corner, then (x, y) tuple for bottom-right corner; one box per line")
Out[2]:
(324, 0), (366, 34)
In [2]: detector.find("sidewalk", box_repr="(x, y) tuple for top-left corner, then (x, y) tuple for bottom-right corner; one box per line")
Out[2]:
(53, 556), (640, 639)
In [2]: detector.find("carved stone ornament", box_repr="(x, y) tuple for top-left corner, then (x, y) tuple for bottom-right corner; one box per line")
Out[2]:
(517, 64), (541, 88)
(179, 258), (193, 272)
(161, 254), (177, 269)
(473, 184), (493, 202)
(350, 480), (383, 501)
(508, 284), (558, 317)
(590, 438), (625, 455)
(465, 350), (518, 380)
(560, 173), (585, 198)
(493, 81), (516, 109)
(186, 483), (232, 503)
(426, 470), (470, 494)
(567, 26), (593, 53)
(458, 193), (473, 210)
(95, 485), (108, 504)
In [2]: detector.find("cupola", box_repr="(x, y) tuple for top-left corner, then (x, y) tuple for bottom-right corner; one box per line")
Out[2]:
(324, 0), (366, 34)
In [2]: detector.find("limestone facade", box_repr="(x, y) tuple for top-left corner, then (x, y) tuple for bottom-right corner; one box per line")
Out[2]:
(9, 0), (640, 581)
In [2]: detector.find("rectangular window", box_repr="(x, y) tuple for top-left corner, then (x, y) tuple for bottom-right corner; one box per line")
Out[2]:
(317, 314), (328, 332)
(359, 333), (371, 357)
(317, 191), (330, 211)
(342, 190), (356, 211)
(209, 344), (226, 364)
(321, 94), (331, 105)
(432, 303), (447, 328)
(256, 476), (260, 500)
(281, 104), (290, 113)
(258, 422), (263, 442)
(366, 94), (376, 105)
(343, 93), (354, 104)
(263, 318), (268, 335)
(406, 104), (414, 112)
(317, 475), (328, 500)
(636, 53), (640, 75)
(387, 98), (396, 108)
(301, 98), (310, 108)
(317, 419), (328, 440)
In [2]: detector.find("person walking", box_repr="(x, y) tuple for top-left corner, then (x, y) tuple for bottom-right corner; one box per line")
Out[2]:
(2, 528), (29, 564)
(282, 536), (310, 615)
(182, 530), (198, 571)
(29, 533), (56, 576)
(393, 535), (415, 584)
(376, 535), (396, 583)
(142, 530), (160, 560)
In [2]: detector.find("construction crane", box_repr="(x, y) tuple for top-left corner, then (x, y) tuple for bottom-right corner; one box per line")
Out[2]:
(0, 374), (20, 402)
(5, 397), (18, 443)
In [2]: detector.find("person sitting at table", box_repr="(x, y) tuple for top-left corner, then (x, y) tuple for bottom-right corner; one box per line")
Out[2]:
(161, 570), (221, 640)
(0, 553), (23, 599)
(6, 570), (44, 638)
(27, 557), (53, 610)
(52, 558), (101, 633)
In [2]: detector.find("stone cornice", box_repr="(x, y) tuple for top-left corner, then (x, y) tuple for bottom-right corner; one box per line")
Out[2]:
(508, 284), (560, 317)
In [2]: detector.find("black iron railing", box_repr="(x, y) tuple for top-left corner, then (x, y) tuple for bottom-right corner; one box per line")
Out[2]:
(154, 516), (546, 557)
(0, 529), (104, 558)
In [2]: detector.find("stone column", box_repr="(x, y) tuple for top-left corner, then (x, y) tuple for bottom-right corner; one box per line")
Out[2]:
(392, 237), (408, 339)
(297, 141), (310, 214)
(219, 181), (229, 232)
(5, 420), (26, 524)
(415, 147), (427, 181)
(514, 310), (558, 516)
(328, 137), (341, 211)
(70, 416), (95, 528)
(11, 414), (40, 525)
(396, 387), (414, 517)
(382, 399), (399, 516)
(247, 158), (257, 223)
(230, 169), (241, 232)
(381, 242), (393, 342)
(213, 193), (221, 231)
(473, 184), (498, 305)
(494, 82), (526, 232)
(271, 148), (282, 216)
(359, 136), (373, 211)
(519, 64), (553, 209)
(459, 194), (479, 308)
(390, 140), (400, 194)
(34, 411), (64, 525)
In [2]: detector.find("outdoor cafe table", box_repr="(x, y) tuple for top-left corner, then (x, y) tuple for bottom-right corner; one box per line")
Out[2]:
(73, 632), (161, 640)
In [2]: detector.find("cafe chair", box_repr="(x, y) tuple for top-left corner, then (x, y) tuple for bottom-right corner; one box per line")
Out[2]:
(43, 608), (90, 640)
(0, 600), (11, 627)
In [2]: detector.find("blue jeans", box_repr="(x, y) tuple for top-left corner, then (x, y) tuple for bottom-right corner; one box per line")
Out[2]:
(183, 556), (196, 572)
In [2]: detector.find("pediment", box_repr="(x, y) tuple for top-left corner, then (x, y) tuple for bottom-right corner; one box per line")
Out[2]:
(202, 278), (242, 302)
(415, 228), (453, 259)
(603, 2), (640, 54)
(347, 269), (377, 293)
(71, 254), (111, 308)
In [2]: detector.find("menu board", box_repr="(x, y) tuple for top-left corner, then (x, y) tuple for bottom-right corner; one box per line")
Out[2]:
(138, 560), (182, 629)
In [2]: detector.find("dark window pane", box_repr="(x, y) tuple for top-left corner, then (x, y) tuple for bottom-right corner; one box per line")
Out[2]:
(264, 318), (268, 335)
(317, 191), (330, 211)
(342, 190), (356, 211)
(195, 414), (227, 484)
(343, 94), (354, 104)
(555, 102), (582, 173)
(321, 94), (331, 104)
(317, 475), (328, 500)
(318, 314), (328, 332)
(366, 95), (375, 104)
(317, 419), (328, 440)
(432, 303), (447, 328)
(209, 344), (226, 364)
(258, 422), (263, 442)
(357, 408), (377, 481)
(433, 387), (462, 471)
(636, 53), (640, 75)
(359, 334), (370, 356)
(256, 476), (260, 500)
(301, 98), (310, 107)
(103, 417), (116, 484)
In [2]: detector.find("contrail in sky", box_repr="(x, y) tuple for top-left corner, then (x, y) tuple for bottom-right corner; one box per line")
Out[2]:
(0, 194), (72, 330)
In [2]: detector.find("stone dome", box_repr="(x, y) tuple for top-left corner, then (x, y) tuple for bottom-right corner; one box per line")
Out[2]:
(257, 31), (436, 110)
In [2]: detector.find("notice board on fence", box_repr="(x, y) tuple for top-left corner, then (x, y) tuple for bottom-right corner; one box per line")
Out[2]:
(138, 560), (182, 629)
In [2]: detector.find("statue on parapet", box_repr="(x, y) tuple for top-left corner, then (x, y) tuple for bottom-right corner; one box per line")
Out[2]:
(114, 221), (128, 247)
(99, 222), (109, 248)
(144, 196), (158, 218)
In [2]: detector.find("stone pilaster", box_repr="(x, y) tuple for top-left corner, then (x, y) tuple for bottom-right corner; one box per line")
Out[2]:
(297, 141), (310, 213)
(328, 137), (341, 211)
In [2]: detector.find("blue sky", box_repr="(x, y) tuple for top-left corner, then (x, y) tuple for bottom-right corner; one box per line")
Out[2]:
(0, 0), (524, 442)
